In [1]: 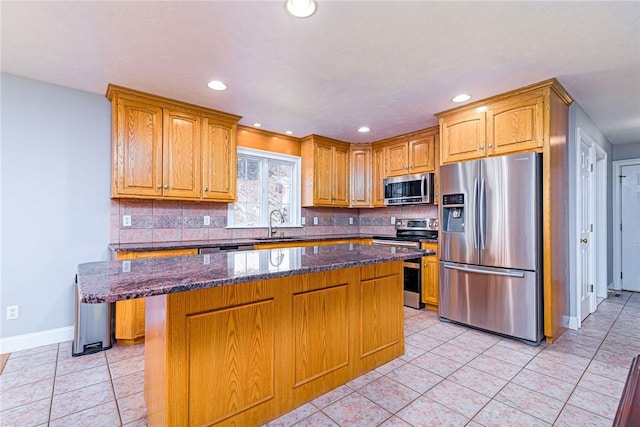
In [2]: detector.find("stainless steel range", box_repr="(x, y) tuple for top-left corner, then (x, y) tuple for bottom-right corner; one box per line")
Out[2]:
(372, 218), (439, 309)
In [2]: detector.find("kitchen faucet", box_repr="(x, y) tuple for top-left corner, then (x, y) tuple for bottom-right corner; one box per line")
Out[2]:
(268, 209), (285, 238)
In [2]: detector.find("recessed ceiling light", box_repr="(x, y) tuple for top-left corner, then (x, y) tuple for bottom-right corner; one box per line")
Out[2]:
(476, 106), (488, 113)
(451, 94), (471, 103)
(285, 130), (294, 135)
(285, 0), (317, 18)
(207, 80), (227, 91)
(253, 123), (262, 128)
(358, 126), (370, 133)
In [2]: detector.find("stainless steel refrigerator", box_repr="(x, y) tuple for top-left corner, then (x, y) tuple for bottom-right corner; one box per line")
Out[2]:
(439, 152), (543, 343)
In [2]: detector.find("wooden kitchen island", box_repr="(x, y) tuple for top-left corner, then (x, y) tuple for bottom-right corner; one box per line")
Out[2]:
(77, 244), (426, 426)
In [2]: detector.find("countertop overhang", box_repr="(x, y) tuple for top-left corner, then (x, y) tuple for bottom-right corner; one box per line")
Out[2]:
(79, 244), (432, 303)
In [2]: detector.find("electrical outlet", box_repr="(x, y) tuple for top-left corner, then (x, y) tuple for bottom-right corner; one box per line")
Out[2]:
(122, 215), (132, 227)
(204, 215), (211, 226)
(122, 260), (131, 273)
(6, 305), (18, 320)
(301, 217), (306, 225)
(390, 216), (396, 225)
(349, 217), (354, 225)
(203, 254), (210, 265)
(313, 217), (318, 225)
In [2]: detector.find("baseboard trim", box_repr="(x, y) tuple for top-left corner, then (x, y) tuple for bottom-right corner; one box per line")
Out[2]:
(0, 326), (74, 354)
(568, 316), (579, 331)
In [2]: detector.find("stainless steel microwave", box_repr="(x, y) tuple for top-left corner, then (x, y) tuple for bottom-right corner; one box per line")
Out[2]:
(383, 172), (435, 205)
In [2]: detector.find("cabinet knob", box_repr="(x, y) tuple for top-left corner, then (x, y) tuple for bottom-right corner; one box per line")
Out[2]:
(488, 143), (493, 148)
(580, 238), (588, 244)
(164, 184), (169, 189)
(480, 145), (484, 149)
(156, 184), (162, 189)
(204, 187), (209, 192)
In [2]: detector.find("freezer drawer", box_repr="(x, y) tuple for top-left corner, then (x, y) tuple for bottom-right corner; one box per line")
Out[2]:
(438, 262), (543, 343)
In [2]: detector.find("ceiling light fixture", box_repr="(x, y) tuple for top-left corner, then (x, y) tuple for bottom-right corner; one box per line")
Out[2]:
(253, 123), (262, 128)
(285, 0), (318, 18)
(451, 94), (471, 103)
(358, 126), (370, 133)
(207, 80), (227, 91)
(285, 130), (294, 135)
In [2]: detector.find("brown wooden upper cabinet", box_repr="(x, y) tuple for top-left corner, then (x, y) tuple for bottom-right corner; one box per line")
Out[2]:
(371, 144), (386, 207)
(349, 145), (371, 207)
(106, 85), (241, 202)
(385, 130), (437, 177)
(438, 91), (544, 164)
(301, 135), (350, 207)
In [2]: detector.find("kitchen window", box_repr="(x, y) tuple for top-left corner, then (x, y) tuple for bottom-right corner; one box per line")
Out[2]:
(227, 147), (301, 228)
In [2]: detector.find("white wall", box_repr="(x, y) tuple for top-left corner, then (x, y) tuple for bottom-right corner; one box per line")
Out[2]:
(0, 74), (111, 349)
(612, 142), (640, 161)
(567, 103), (613, 320)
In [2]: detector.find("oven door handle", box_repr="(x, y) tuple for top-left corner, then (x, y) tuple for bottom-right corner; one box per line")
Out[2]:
(372, 240), (420, 249)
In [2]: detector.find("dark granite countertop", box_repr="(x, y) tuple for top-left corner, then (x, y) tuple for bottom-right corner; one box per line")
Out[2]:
(108, 234), (437, 253)
(79, 244), (433, 303)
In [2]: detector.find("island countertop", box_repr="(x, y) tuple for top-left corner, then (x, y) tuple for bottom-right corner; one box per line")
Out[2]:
(78, 244), (430, 303)
(108, 233), (438, 253)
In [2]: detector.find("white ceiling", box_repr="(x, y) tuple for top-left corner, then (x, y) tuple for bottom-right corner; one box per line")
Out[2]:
(2, 1), (639, 144)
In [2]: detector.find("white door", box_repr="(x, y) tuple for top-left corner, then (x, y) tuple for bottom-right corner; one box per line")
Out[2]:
(621, 164), (640, 291)
(578, 139), (595, 321)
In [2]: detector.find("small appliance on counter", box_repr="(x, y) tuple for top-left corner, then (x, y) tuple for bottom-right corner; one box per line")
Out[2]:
(372, 218), (438, 309)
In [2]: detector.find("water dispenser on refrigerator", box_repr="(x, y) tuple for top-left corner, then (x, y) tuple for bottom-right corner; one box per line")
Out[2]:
(441, 194), (465, 233)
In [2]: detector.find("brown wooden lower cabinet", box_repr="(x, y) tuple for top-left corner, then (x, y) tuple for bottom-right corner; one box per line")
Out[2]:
(114, 249), (198, 345)
(145, 261), (404, 426)
(421, 242), (439, 311)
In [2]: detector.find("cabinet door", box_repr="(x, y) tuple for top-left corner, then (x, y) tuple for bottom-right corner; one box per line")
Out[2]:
(408, 133), (435, 173)
(487, 94), (544, 156)
(114, 97), (163, 197)
(422, 257), (439, 308)
(314, 143), (334, 206)
(385, 141), (408, 177)
(162, 109), (202, 199)
(350, 147), (370, 207)
(440, 109), (486, 164)
(332, 145), (350, 206)
(372, 146), (386, 207)
(202, 119), (236, 201)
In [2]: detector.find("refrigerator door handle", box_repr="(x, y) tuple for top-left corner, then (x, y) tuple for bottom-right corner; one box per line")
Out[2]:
(472, 178), (479, 249)
(442, 262), (526, 278)
(479, 178), (486, 249)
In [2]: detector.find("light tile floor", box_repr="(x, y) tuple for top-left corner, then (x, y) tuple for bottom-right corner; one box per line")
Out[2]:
(1, 291), (638, 426)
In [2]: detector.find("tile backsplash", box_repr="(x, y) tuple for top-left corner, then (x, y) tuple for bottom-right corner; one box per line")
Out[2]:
(110, 199), (439, 244)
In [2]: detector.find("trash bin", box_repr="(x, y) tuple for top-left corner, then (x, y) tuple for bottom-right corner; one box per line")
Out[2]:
(72, 275), (113, 357)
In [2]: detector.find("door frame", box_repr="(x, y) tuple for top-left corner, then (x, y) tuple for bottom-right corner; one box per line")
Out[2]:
(613, 157), (640, 290)
(594, 144), (607, 302)
(574, 128), (609, 327)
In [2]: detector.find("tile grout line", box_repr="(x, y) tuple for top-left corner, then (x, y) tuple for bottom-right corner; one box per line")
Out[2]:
(47, 342), (61, 424)
(548, 294), (630, 425)
(105, 352), (124, 426)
